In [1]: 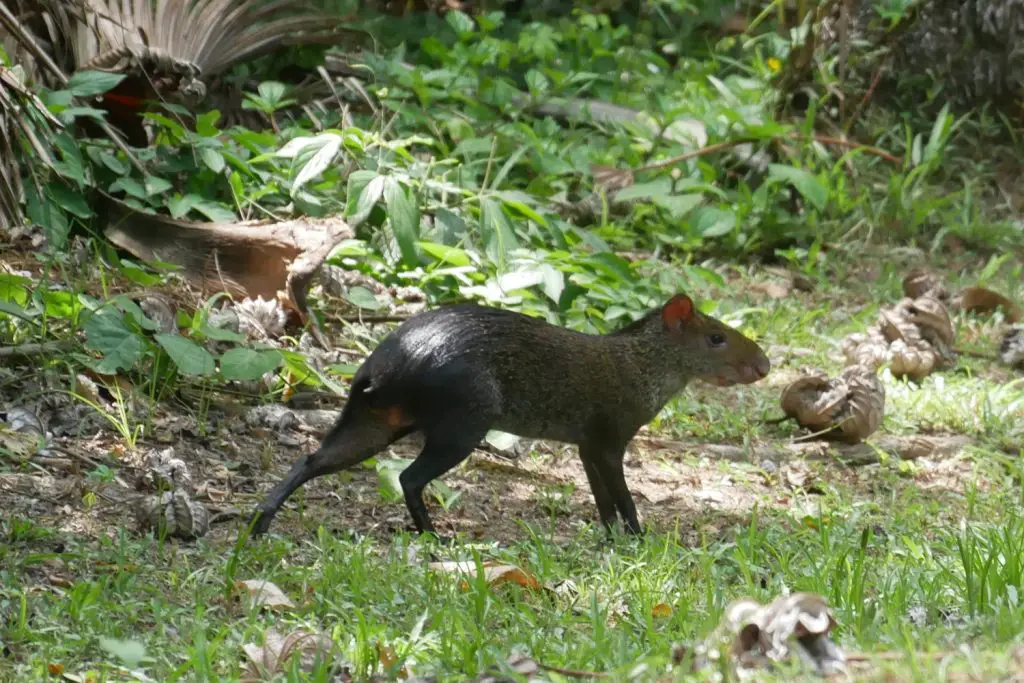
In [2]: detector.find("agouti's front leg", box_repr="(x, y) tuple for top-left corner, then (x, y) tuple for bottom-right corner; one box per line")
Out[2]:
(399, 419), (489, 535)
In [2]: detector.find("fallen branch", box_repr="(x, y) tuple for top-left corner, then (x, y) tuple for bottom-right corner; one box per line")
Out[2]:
(634, 433), (972, 467)
(101, 196), (354, 346)
(0, 340), (75, 362)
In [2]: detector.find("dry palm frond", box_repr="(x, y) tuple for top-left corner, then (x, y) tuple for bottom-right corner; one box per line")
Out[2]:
(13, 0), (360, 92)
(0, 65), (62, 232)
(4, 0), (363, 144)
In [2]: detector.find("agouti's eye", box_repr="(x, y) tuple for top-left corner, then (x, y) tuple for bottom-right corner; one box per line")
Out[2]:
(708, 333), (727, 348)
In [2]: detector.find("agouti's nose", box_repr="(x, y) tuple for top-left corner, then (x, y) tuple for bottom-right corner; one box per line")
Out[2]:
(741, 354), (770, 383)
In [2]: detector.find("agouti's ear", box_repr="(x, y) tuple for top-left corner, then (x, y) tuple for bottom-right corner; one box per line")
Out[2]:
(661, 294), (695, 329)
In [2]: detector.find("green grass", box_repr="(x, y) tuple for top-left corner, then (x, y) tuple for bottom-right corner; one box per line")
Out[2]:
(4, 486), (1024, 680)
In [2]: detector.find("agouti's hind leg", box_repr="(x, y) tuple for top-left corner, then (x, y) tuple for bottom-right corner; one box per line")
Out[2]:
(249, 414), (411, 536)
(578, 445), (617, 529)
(399, 419), (489, 535)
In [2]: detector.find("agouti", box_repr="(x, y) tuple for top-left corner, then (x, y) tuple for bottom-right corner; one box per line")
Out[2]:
(249, 293), (770, 538)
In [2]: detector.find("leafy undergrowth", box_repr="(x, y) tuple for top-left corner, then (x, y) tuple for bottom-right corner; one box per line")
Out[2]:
(1, 243), (1022, 681)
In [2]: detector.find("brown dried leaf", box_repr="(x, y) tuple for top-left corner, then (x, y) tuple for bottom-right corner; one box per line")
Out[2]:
(904, 296), (955, 349)
(953, 286), (1022, 323)
(591, 165), (635, 192)
(377, 642), (409, 679)
(241, 628), (335, 681)
(780, 365), (884, 443)
(1000, 327), (1024, 368)
(902, 268), (947, 300)
(698, 592), (846, 677)
(136, 490), (209, 540)
(652, 603), (674, 618)
(428, 561), (542, 592)
(235, 579), (295, 611)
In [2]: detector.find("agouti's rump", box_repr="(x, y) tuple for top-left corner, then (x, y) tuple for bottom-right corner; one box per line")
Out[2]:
(248, 293), (770, 539)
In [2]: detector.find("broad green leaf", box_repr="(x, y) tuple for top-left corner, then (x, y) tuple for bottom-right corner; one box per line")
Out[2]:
(82, 310), (146, 373)
(767, 164), (828, 211)
(418, 242), (471, 267)
(109, 177), (147, 199)
(445, 9), (475, 36)
(347, 172), (385, 227)
(651, 193), (703, 219)
(98, 637), (147, 669)
(47, 183), (92, 219)
(200, 321), (246, 343)
(66, 71), (126, 97)
(479, 198), (519, 267)
(200, 148), (226, 173)
(195, 110), (221, 137)
(693, 206), (736, 237)
(496, 191), (548, 227)
(525, 69), (550, 95)
(0, 300), (35, 323)
(614, 178), (674, 201)
(345, 286), (383, 310)
(99, 151), (129, 175)
(434, 208), (468, 245)
(191, 200), (236, 223)
(167, 195), (196, 219)
(384, 178), (420, 267)
(154, 333), (215, 376)
(539, 264), (564, 303)
(219, 348), (283, 381)
(0, 274), (30, 305)
(144, 175), (172, 197)
(290, 134), (342, 194)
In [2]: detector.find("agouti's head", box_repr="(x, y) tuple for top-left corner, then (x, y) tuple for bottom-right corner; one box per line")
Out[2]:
(660, 293), (771, 386)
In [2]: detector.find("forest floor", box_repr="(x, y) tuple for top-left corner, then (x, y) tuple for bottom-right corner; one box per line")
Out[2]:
(1, 241), (1023, 681)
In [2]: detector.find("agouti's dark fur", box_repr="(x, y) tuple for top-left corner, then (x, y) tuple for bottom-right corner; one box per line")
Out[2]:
(249, 293), (770, 537)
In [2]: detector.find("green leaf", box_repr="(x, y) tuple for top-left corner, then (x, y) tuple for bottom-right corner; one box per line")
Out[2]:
(0, 300), (36, 323)
(614, 178), (673, 202)
(525, 69), (550, 95)
(651, 193), (703, 219)
(539, 264), (564, 303)
(288, 133), (342, 195)
(154, 334), (215, 376)
(434, 208), (468, 245)
(345, 286), (383, 311)
(418, 241), (470, 267)
(144, 175), (172, 197)
(98, 637), (147, 669)
(768, 164), (828, 211)
(66, 71), (127, 97)
(219, 348), (282, 381)
(99, 151), (129, 175)
(47, 183), (92, 219)
(200, 148), (226, 173)
(191, 200), (236, 223)
(195, 110), (221, 137)
(693, 206), (736, 237)
(479, 198), (519, 267)
(200, 321), (246, 343)
(345, 172), (384, 227)
(167, 195), (196, 219)
(109, 177), (147, 199)
(82, 309), (147, 374)
(445, 9), (476, 36)
(384, 178), (420, 267)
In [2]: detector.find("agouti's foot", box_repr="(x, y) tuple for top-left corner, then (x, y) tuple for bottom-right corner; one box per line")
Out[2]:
(248, 508), (274, 537)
